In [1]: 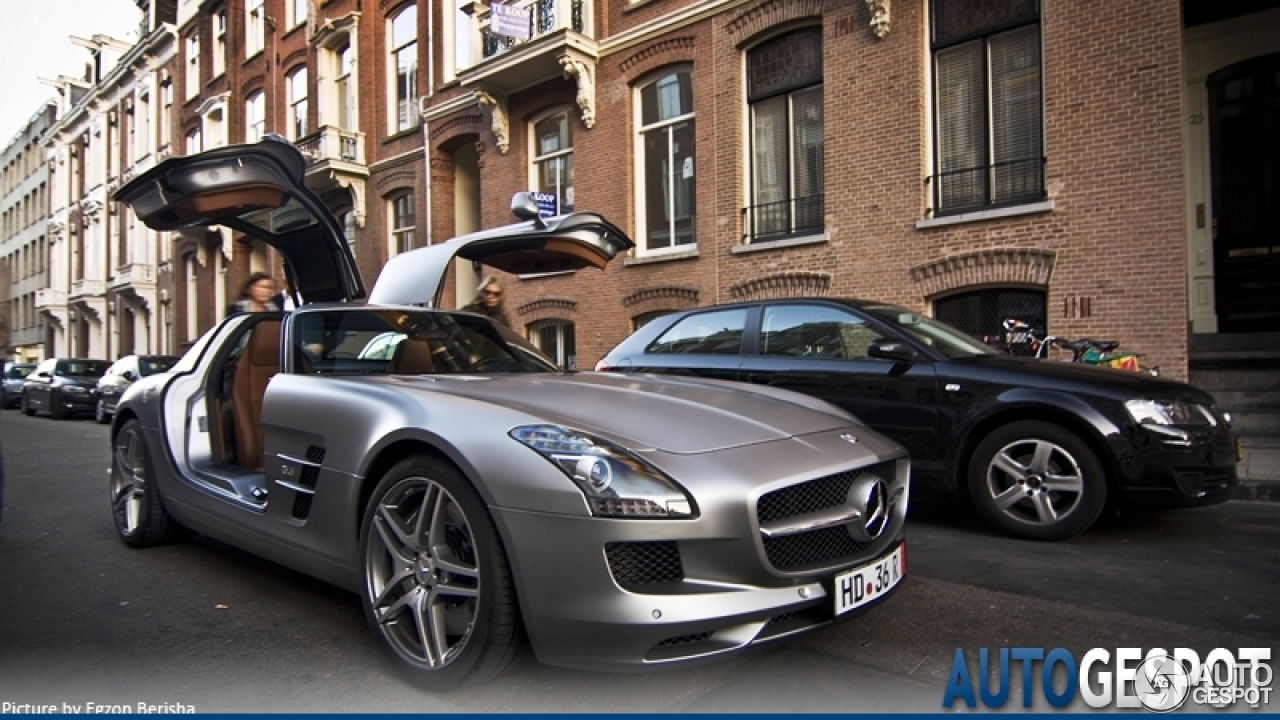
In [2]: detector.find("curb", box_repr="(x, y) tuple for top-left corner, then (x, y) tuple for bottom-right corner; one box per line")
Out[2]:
(1233, 480), (1279, 502)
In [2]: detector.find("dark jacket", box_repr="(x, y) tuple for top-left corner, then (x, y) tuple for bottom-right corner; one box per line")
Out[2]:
(463, 300), (510, 327)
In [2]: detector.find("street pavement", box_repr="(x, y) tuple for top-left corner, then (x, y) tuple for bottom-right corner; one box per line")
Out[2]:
(0, 410), (1276, 713)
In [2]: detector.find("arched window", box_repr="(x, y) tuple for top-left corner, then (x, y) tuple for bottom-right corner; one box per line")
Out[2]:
(528, 319), (576, 369)
(287, 67), (309, 140)
(388, 191), (416, 255)
(245, 91), (265, 142)
(745, 27), (823, 242)
(934, 287), (1046, 355)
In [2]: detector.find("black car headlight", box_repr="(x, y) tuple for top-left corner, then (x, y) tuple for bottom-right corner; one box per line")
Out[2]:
(510, 425), (697, 519)
(1124, 399), (1217, 427)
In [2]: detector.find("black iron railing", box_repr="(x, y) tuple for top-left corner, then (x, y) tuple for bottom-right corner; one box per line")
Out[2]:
(742, 194), (824, 242)
(931, 157), (1046, 215)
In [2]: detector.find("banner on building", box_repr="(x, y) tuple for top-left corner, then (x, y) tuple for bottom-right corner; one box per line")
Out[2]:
(490, 3), (532, 41)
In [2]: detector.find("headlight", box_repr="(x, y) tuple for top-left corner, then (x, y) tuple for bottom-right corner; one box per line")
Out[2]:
(510, 425), (697, 519)
(1125, 399), (1217, 426)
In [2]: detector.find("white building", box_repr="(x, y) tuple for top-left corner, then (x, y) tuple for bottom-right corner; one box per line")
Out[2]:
(41, 6), (176, 360)
(1, 103), (57, 362)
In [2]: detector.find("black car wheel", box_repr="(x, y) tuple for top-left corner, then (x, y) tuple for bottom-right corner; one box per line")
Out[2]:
(359, 456), (521, 690)
(20, 393), (35, 416)
(967, 421), (1106, 541)
(49, 392), (64, 420)
(95, 398), (110, 424)
(110, 419), (188, 547)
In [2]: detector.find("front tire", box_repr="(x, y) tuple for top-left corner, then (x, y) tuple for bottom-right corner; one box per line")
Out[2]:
(967, 421), (1106, 541)
(49, 393), (64, 420)
(20, 393), (35, 416)
(359, 456), (521, 690)
(110, 419), (187, 547)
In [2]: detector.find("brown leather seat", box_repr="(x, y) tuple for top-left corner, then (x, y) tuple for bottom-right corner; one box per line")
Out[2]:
(387, 338), (436, 375)
(232, 320), (280, 471)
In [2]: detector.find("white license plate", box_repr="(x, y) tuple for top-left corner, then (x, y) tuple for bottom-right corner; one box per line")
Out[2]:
(834, 544), (905, 616)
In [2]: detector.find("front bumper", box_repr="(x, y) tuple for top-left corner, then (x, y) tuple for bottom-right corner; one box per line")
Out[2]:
(54, 390), (97, 413)
(1116, 423), (1238, 507)
(491, 453), (909, 672)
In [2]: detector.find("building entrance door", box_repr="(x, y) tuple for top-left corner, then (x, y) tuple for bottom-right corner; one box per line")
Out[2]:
(1208, 52), (1280, 332)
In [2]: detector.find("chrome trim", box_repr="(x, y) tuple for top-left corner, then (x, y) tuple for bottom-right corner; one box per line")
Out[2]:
(276, 452), (322, 468)
(274, 479), (316, 495)
(759, 505), (862, 538)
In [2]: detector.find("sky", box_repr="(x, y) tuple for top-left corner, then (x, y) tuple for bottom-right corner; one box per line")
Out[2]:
(0, 0), (143, 145)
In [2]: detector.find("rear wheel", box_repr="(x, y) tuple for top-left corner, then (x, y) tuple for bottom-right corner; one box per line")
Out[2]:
(359, 456), (521, 690)
(967, 421), (1106, 541)
(110, 419), (188, 547)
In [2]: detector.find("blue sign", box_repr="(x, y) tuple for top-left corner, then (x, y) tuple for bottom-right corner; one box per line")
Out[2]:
(530, 191), (558, 218)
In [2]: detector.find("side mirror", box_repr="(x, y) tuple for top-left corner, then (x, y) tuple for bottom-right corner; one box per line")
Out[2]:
(34, 371), (50, 379)
(868, 339), (917, 364)
(122, 371), (137, 382)
(510, 192), (547, 229)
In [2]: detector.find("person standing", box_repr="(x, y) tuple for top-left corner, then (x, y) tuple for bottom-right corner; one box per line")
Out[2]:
(463, 276), (511, 327)
(229, 272), (282, 315)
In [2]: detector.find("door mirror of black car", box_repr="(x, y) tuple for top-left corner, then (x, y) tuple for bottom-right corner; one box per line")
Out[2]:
(122, 371), (137, 382)
(33, 371), (49, 379)
(868, 339), (917, 364)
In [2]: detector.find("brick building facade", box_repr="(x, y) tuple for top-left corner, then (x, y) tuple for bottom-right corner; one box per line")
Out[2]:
(152, 0), (1280, 379)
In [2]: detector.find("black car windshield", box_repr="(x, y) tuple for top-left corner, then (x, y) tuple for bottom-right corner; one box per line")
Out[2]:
(138, 356), (178, 377)
(294, 308), (559, 375)
(55, 360), (110, 377)
(862, 305), (999, 359)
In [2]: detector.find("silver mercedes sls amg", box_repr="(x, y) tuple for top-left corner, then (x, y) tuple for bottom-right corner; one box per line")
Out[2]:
(109, 138), (911, 690)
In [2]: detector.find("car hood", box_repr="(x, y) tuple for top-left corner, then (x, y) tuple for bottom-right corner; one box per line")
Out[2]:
(398, 372), (863, 454)
(950, 354), (1216, 402)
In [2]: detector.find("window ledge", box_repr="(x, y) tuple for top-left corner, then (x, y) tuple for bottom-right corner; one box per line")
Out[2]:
(731, 232), (828, 254)
(915, 200), (1054, 230)
(624, 247), (700, 266)
(518, 270), (575, 280)
(624, 0), (660, 12)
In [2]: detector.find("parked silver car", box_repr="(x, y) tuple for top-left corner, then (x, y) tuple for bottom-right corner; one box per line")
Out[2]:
(110, 138), (909, 689)
(1, 362), (35, 409)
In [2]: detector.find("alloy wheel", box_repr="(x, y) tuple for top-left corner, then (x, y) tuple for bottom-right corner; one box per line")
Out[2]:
(365, 476), (481, 669)
(983, 438), (1085, 526)
(111, 425), (148, 535)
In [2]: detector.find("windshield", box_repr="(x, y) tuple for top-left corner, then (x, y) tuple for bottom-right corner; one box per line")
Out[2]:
(862, 305), (999, 359)
(138, 356), (179, 377)
(5, 365), (34, 380)
(293, 308), (559, 375)
(55, 360), (110, 377)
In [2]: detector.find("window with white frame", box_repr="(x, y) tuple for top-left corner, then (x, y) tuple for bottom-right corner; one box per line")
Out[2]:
(246, 91), (265, 142)
(203, 104), (226, 149)
(528, 320), (576, 370)
(185, 32), (200, 99)
(389, 5), (418, 133)
(290, 0), (309, 28)
(160, 79), (172, 148)
(453, 0), (474, 75)
(531, 110), (573, 214)
(930, 0), (1043, 213)
(287, 67), (308, 140)
(185, 127), (202, 155)
(636, 69), (695, 253)
(213, 10), (226, 77)
(745, 27), (823, 241)
(389, 192), (416, 255)
(246, 0), (265, 57)
(336, 42), (355, 130)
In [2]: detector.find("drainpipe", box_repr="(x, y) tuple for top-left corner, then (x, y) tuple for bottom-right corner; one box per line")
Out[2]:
(421, 3), (435, 248)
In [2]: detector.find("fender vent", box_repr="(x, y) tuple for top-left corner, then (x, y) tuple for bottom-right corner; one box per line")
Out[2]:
(605, 541), (683, 590)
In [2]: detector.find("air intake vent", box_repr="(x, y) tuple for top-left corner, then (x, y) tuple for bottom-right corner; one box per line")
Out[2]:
(605, 541), (683, 591)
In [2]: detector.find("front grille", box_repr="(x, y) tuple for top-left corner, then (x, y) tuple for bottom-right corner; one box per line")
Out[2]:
(292, 493), (313, 520)
(758, 470), (860, 523)
(606, 541), (683, 591)
(305, 445), (326, 463)
(756, 464), (893, 571)
(763, 526), (872, 570)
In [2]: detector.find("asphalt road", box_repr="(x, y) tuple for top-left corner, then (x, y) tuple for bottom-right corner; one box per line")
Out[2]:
(0, 410), (1276, 713)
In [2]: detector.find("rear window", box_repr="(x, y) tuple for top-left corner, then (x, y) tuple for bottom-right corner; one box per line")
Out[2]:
(138, 356), (179, 377)
(55, 360), (110, 377)
(646, 308), (748, 355)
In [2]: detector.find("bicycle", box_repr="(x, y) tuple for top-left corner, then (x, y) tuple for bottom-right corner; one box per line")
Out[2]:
(1002, 319), (1158, 376)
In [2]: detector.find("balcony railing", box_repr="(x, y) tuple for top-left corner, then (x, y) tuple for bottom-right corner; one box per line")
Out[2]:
(70, 279), (107, 299)
(111, 262), (157, 289)
(930, 157), (1046, 216)
(479, 0), (585, 60)
(742, 194), (825, 242)
(295, 126), (365, 167)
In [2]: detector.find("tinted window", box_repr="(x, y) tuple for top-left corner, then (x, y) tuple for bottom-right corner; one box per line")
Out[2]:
(138, 356), (179, 376)
(54, 360), (110, 377)
(5, 365), (34, 380)
(761, 305), (882, 359)
(646, 308), (748, 355)
(862, 305), (998, 359)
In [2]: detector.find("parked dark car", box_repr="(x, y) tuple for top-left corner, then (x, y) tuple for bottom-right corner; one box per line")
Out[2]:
(21, 358), (110, 419)
(598, 299), (1239, 540)
(95, 355), (179, 424)
(1, 362), (36, 408)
